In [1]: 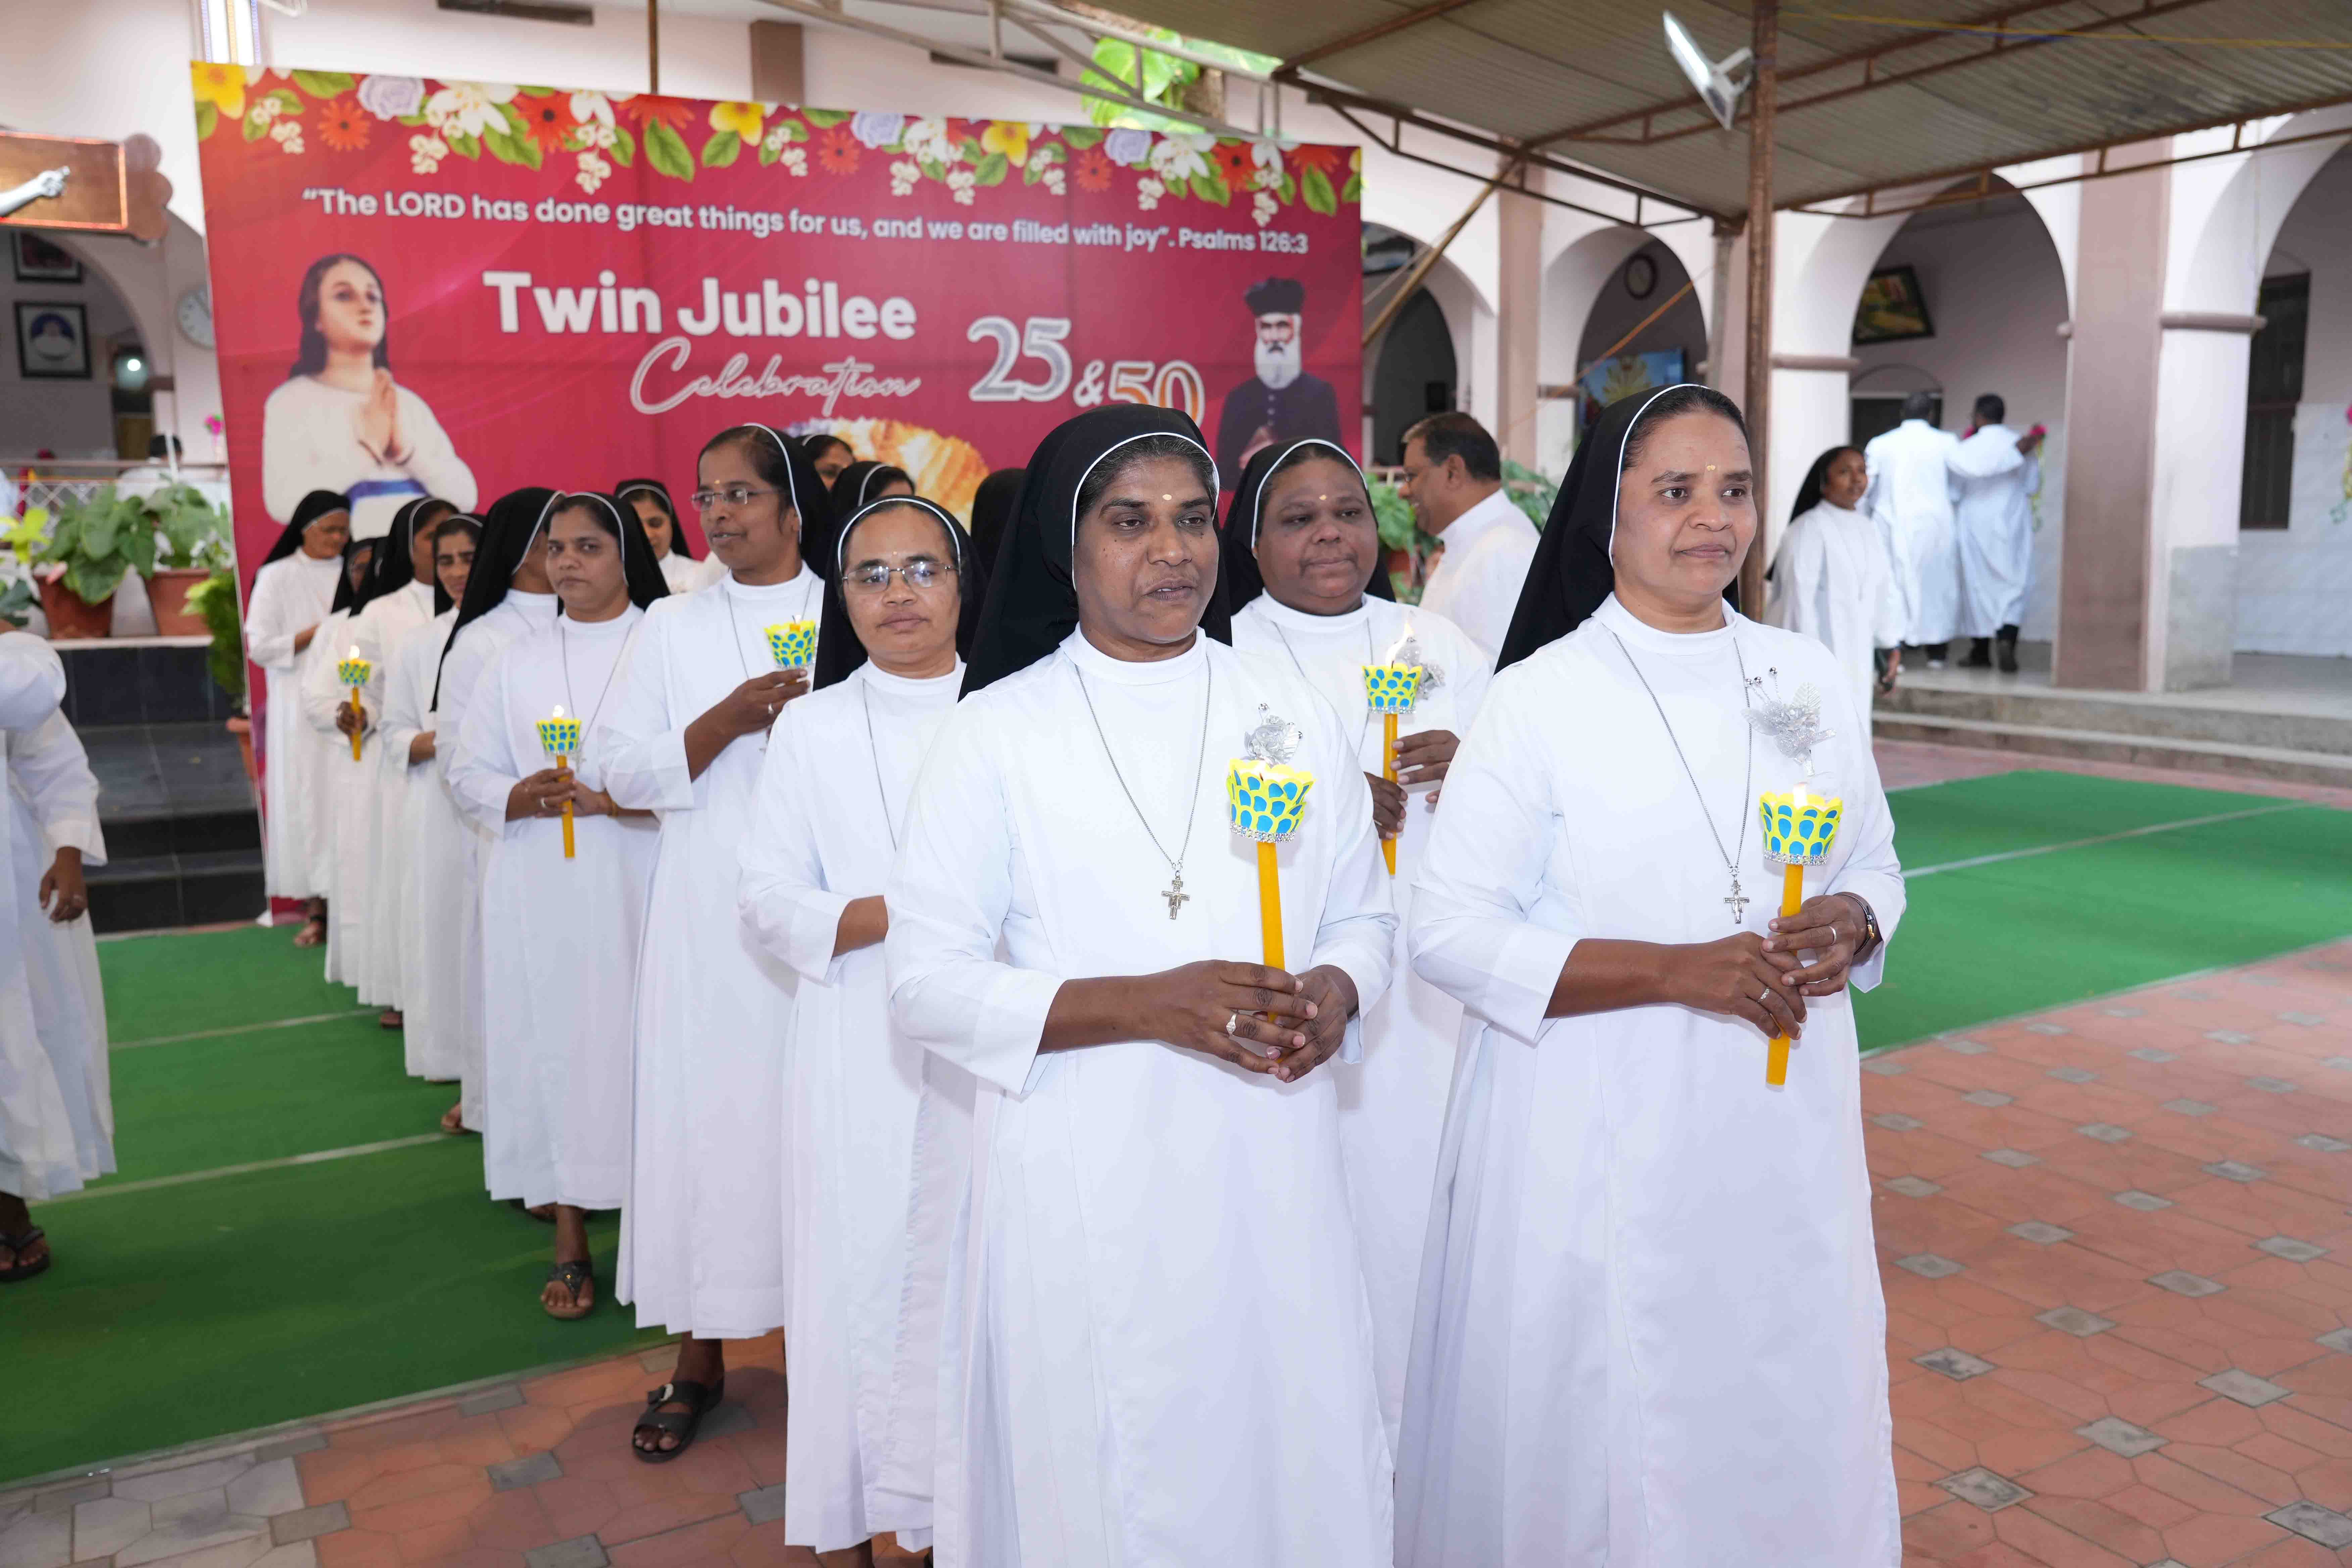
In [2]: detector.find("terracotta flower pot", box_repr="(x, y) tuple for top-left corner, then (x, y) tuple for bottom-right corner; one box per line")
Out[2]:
(37, 575), (112, 640)
(227, 715), (257, 786)
(148, 568), (212, 636)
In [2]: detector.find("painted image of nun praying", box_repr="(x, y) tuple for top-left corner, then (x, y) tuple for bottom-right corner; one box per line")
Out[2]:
(262, 253), (478, 540)
(1213, 276), (1346, 485)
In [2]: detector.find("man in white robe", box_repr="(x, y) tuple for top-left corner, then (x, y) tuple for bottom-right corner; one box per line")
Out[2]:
(886, 407), (1395, 1566)
(1401, 412), (1538, 659)
(1947, 394), (2044, 672)
(1862, 391), (1962, 659)
(1221, 437), (1491, 1447)
(1401, 384), (1906, 1567)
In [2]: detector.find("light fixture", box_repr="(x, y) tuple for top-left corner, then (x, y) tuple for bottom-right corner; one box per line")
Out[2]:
(1662, 11), (1752, 132)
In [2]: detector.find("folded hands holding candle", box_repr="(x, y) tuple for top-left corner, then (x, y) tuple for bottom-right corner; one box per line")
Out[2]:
(1763, 892), (1876, 996)
(503, 765), (621, 822)
(1040, 960), (1357, 1084)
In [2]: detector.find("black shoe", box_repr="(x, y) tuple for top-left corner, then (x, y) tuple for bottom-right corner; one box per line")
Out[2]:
(1962, 638), (1993, 668)
(1996, 625), (2020, 674)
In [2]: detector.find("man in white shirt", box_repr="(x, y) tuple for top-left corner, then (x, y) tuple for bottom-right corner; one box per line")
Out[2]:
(1948, 393), (2045, 672)
(1861, 391), (1962, 664)
(1400, 412), (1538, 659)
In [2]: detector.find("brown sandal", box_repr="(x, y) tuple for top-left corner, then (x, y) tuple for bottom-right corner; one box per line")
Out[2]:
(291, 917), (327, 948)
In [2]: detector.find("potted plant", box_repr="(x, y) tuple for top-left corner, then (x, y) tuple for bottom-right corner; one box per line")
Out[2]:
(31, 486), (154, 640)
(185, 566), (256, 783)
(145, 484), (233, 636)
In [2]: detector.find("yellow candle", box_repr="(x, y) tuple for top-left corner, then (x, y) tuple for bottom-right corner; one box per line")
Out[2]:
(1361, 658), (1424, 879)
(1757, 782), (1845, 1088)
(335, 645), (372, 761)
(535, 705), (583, 860)
(1227, 751), (1315, 968)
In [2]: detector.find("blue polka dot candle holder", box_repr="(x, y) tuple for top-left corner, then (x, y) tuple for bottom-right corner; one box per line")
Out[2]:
(764, 620), (817, 670)
(1226, 759), (1314, 845)
(1360, 663), (1424, 715)
(334, 654), (372, 689)
(534, 712), (582, 760)
(1758, 786), (1842, 1088)
(1757, 787), (1843, 868)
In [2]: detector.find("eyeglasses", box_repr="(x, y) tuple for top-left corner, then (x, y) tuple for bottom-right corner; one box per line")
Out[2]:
(691, 485), (786, 513)
(844, 560), (956, 592)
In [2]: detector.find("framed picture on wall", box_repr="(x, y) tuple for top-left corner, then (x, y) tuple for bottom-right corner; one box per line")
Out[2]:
(1853, 265), (1934, 344)
(12, 232), (82, 284)
(15, 301), (91, 379)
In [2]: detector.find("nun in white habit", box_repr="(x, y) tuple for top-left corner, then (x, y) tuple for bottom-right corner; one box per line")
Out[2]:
(595, 425), (831, 1460)
(450, 492), (667, 1318)
(618, 479), (705, 594)
(884, 405), (1395, 1567)
(298, 537), (385, 990)
(1220, 438), (1491, 1447)
(377, 514), (479, 1088)
(434, 489), (566, 1133)
(1399, 385), (1906, 1567)
(738, 496), (978, 1556)
(1767, 444), (1905, 732)
(242, 490), (350, 942)
(352, 497), (456, 1022)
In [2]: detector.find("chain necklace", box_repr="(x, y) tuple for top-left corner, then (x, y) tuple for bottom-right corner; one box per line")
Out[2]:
(1072, 654), (1214, 919)
(1605, 625), (1757, 924)
(1267, 615), (1378, 758)
(860, 680), (900, 853)
(557, 612), (629, 741)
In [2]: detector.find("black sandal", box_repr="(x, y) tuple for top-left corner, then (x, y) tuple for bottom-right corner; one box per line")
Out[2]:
(632, 1377), (724, 1463)
(0, 1228), (50, 1283)
(544, 1260), (594, 1320)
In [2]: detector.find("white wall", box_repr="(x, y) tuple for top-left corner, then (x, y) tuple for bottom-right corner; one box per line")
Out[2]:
(1851, 199), (2073, 639)
(0, 249), (138, 458)
(2239, 141), (2352, 657)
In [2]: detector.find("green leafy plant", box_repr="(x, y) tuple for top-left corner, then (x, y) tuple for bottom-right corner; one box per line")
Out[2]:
(185, 567), (247, 706)
(36, 485), (155, 604)
(2, 506), (46, 562)
(1503, 460), (1560, 530)
(0, 577), (34, 629)
(148, 484), (234, 570)
(1082, 30), (1277, 131)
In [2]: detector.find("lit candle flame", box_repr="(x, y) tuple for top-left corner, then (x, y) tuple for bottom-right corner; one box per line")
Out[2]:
(347, 644), (361, 660)
(1792, 781), (1809, 811)
(551, 705), (566, 718)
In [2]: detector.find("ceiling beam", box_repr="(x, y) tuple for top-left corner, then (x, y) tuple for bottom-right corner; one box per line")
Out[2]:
(1528, 0), (2230, 151)
(1277, 0), (1483, 76)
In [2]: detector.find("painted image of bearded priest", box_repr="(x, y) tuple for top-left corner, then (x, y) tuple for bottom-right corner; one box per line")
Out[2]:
(1214, 276), (1347, 485)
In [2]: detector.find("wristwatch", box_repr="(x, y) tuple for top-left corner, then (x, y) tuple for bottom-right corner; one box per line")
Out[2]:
(1845, 894), (1883, 959)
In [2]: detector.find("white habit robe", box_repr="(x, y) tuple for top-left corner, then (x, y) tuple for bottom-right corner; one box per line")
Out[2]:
(885, 631), (1396, 1568)
(437, 589), (563, 1131)
(379, 610), (468, 1080)
(1399, 595), (1907, 1568)
(6, 685), (113, 1196)
(1416, 489), (1539, 660)
(243, 552), (341, 899)
(353, 579), (438, 1010)
(0, 637), (79, 1202)
(300, 607), (381, 989)
(739, 658), (962, 1554)
(1768, 501), (1906, 734)
(449, 608), (656, 1210)
(598, 568), (825, 1338)
(261, 375), (478, 539)
(1862, 418), (1962, 645)
(657, 551), (702, 593)
(1227, 591), (1491, 1447)
(1948, 425), (2040, 637)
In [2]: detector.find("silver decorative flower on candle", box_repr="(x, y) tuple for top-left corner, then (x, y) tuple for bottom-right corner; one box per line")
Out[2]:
(1243, 703), (1302, 766)
(1747, 670), (1835, 776)
(1380, 625), (1444, 695)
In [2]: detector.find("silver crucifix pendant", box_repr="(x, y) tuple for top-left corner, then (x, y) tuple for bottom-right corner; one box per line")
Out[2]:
(1725, 876), (1749, 924)
(1162, 871), (1190, 919)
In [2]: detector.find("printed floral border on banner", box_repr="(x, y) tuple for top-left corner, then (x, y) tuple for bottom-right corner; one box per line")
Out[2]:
(189, 65), (1365, 226)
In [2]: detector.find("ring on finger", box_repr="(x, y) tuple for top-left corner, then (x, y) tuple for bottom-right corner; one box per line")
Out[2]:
(1225, 1011), (1240, 1037)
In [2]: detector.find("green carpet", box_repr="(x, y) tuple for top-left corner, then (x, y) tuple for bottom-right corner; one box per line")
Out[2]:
(1855, 772), (2352, 1047)
(9, 768), (2348, 1486)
